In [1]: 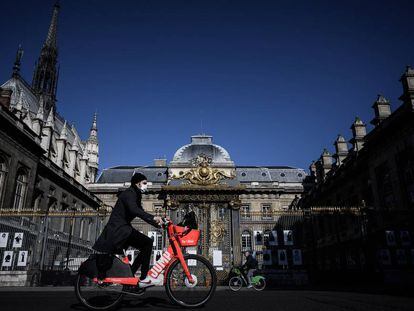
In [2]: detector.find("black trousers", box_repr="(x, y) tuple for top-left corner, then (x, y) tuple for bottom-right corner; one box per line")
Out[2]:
(123, 229), (153, 279)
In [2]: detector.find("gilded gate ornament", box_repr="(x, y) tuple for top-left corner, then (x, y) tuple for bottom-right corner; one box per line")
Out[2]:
(170, 154), (235, 186)
(210, 219), (226, 246)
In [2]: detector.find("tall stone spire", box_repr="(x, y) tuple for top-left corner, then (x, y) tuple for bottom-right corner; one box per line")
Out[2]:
(88, 112), (98, 143)
(86, 112), (99, 183)
(12, 45), (24, 77)
(32, 1), (60, 112)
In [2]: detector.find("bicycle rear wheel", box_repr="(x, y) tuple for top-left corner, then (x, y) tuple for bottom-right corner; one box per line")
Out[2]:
(165, 254), (217, 307)
(228, 276), (242, 291)
(75, 273), (124, 311)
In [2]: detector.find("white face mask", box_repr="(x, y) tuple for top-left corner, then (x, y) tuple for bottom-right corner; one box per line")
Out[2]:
(140, 183), (148, 192)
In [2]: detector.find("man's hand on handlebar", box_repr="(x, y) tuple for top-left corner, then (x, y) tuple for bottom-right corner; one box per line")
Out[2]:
(154, 216), (170, 227)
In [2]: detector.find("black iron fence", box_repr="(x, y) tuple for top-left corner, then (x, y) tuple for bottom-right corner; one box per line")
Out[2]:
(0, 208), (106, 286)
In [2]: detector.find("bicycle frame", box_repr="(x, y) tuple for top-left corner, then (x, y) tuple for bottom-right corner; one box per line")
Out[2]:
(92, 222), (195, 286)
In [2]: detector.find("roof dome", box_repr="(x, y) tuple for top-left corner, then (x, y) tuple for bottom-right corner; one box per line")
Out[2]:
(171, 135), (234, 166)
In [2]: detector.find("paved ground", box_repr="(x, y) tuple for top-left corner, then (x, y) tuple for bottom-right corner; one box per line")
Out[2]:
(1, 287), (414, 311)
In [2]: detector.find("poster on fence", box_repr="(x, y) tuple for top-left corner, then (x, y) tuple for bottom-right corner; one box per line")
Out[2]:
(292, 249), (302, 265)
(125, 250), (135, 265)
(12, 232), (23, 248)
(400, 231), (411, 246)
(278, 249), (288, 265)
(152, 250), (162, 265)
(2, 251), (13, 267)
(187, 248), (197, 266)
(283, 230), (293, 245)
(269, 230), (278, 246)
(0, 232), (8, 248)
(254, 230), (263, 246)
(396, 249), (407, 265)
(385, 231), (396, 246)
(213, 250), (222, 267)
(263, 250), (272, 266)
(17, 250), (28, 267)
(147, 231), (157, 247)
(379, 249), (392, 265)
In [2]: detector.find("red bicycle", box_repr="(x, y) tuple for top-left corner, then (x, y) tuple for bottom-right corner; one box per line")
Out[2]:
(75, 213), (217, 310)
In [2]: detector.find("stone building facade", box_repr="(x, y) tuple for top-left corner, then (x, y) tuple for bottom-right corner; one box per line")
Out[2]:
(88, 134), (307, 277)
(299, 66), (414, 286)
(0, 2), (102, 286)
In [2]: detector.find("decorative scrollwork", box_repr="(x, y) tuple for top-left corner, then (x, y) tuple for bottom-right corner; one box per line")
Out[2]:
(210, 219), (226, 246)
(170, 154), (235, 186)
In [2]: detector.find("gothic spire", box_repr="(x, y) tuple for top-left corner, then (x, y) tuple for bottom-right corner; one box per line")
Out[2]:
(12, 45), (24, 77)
(32, 2), (60, 112)
(88, 112), (98, 143)
(45, 1), (60, 49)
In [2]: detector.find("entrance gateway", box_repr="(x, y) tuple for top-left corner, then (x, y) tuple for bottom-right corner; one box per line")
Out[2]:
(161, 154), (245, 278)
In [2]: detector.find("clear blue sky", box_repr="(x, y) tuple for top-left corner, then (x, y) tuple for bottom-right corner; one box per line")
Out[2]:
(1, 0), (414, 173)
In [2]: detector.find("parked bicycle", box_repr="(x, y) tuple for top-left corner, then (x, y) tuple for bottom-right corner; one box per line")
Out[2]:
(75, 213), (217, 310)
(228, 266), (266, 291)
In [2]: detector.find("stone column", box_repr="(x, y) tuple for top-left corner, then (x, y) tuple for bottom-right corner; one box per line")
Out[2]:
(231, 208), (241, 265)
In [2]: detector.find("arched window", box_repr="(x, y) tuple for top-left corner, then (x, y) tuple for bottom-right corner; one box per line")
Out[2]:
(13, 167), (28, 211)
(0, 156), (8, 208)
(241, 230), (252, 251)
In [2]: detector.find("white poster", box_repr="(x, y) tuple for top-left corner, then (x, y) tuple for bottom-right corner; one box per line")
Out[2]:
(152, 250), (162, 265)
(292, 249), (302, 265)
(213, 250), (222, 267)
(400, 231), (411, 246)
(385, 231), (396, 246)
(396, 249), (407, 265)
(187, 248), (197, 266)
(147, 231), (157, 247)
(283, 230), (293, 246)
(269, 230), (278, 246)
(0, 232), (8, 248)
(379, 249), (391, 265)
(17, 251), (28, 267)
(2, 251), (13, 267)
(263, 250), (272, 266)
(125, 250), (135, 265)
(278, 249), (288, 265)
(13, 232), (23, 248)
(254, 230), (263, 246)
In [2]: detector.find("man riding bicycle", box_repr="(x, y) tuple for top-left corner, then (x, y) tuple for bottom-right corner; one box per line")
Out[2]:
(92, 172), (163, 288)
(242, 251), (258, 288)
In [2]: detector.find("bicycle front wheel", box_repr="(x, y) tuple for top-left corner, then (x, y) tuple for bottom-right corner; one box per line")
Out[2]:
(75, 273), (124, 311)
(165, 254), (217, 307)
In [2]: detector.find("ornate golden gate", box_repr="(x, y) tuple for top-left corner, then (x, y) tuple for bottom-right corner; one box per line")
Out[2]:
(161, 155), (244, 278)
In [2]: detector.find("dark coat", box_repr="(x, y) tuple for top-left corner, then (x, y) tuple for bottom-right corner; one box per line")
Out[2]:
(243, 254), (258, 270)
(93, 185), (158, 253)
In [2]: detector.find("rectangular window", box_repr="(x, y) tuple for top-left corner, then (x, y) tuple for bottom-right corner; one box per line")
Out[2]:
(241, 204), (251, 219)
(262, 204), (272, 220)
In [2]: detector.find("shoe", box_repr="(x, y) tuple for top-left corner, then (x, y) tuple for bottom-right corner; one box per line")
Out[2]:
(247, 284), (253, 288)
(139, 276), (163, 288)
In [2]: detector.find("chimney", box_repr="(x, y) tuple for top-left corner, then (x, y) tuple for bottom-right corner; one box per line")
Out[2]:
(321, 148), (333, 175)
(154, 158), (167, 167)
(399, 65), (414, 109)
(371, 94), (391, 126)
(0, 88), (12, 109)
(350, 117), (366, 152)
(333, 134), (348, 166)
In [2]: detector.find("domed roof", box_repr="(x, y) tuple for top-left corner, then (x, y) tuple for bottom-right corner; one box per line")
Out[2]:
(171, 135), (234, 166)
